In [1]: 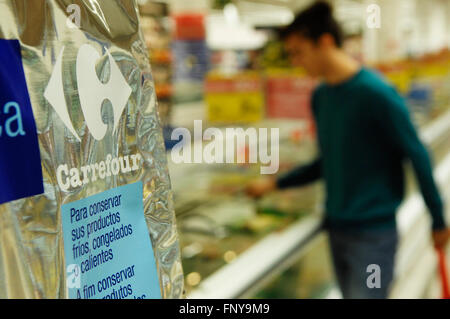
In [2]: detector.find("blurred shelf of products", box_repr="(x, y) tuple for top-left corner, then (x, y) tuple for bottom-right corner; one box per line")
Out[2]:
(139, 0), (450, 299)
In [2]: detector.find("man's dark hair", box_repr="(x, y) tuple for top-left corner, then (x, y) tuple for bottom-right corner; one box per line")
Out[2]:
(280, 1), (343, 48)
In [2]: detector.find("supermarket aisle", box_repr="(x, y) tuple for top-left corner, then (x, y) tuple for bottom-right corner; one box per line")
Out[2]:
(151, 1), (450, 298)
(139, 0), (450, 299)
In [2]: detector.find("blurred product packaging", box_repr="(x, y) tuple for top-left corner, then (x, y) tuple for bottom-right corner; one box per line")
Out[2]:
(0, 0), (183, 298)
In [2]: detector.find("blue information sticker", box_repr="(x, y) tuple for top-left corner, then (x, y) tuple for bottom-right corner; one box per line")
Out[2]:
(0, 39), (43, 204)
(62, 182), (162, 299)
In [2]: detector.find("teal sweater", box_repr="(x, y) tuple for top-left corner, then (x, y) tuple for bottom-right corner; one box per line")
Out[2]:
(277, 68), (445, 231)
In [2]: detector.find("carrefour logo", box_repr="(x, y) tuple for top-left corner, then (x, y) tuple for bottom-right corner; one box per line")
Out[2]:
(43, 44), (141, 192)
(44, 44), (132, 141)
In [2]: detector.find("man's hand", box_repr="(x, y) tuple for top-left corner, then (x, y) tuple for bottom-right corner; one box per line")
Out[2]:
(245, 177), (277, 199)
(432, 229), (450, 249)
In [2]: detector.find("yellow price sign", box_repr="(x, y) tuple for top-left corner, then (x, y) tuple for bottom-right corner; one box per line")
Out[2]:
(205, 74), (264, 124)
(206, 92), (264, 123)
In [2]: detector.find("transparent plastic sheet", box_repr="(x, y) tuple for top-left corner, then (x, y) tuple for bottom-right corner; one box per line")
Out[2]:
(0, 0), (184, 298)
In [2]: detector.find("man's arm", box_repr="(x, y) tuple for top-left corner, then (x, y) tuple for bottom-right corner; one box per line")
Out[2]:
(276, 158), (322, 190)
(375, 86), (445, 230)
(245, 158), (322, 198)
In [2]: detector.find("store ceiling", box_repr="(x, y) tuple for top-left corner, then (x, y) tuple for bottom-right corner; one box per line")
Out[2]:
(225, 0), (366, 28)
(145, 0), (366, 27)
(234, 0), (363, 13)
(237, 0), (311, 12)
